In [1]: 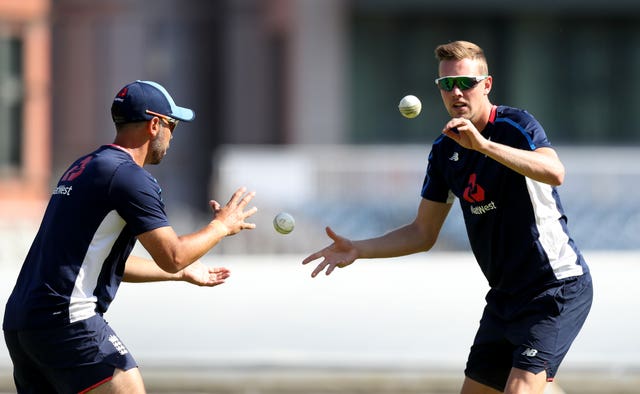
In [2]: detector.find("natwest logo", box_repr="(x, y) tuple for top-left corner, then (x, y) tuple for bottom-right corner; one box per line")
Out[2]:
(463, 173), (485, 203)
(463, 173), (497, 215)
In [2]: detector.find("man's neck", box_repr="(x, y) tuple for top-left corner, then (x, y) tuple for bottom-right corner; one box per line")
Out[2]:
(110, 141), (147, 167)
(473, 101), (495, 132)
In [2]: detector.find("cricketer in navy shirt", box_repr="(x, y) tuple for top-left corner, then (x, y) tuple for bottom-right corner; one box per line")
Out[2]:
(3, 80), (257, 393)
(4, 145), (169, 331)
(303, 41), (592, 393)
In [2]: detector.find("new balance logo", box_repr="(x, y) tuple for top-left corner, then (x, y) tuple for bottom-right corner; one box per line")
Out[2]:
(109, 335), (129, 355)
(521, 348), (538, 357)
(449, 152), (459, 161)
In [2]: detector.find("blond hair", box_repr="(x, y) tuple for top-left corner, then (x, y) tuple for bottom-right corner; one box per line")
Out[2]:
(434, 40), (489, 75)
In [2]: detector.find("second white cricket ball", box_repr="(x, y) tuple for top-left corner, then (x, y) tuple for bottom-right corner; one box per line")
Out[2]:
(273, 212), (295, 234)
(398, 95), (422, 118)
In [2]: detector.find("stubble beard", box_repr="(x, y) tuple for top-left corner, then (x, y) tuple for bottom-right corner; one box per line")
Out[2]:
(148, 131), (167, 165)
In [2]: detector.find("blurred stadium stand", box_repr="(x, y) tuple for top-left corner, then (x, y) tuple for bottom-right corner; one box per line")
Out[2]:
(211, 144), (640, 254)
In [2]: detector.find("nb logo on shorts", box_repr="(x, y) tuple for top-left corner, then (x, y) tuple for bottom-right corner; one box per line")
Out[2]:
(521, 348), (538, 357)
(109, 335), (129, 355)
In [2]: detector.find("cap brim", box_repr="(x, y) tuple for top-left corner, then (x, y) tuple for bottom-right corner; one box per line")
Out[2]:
(171, 106), (195, 122)
(137, 80), (196, 122)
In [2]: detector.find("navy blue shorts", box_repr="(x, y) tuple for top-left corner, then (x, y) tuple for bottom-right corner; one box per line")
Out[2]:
(4, 314), (137, 393)
(464, 273), (593, 392)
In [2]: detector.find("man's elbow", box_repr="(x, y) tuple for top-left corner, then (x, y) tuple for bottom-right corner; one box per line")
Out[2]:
(550, 166), (565, 186)
(156, 255), (186, 274)
(554, 174), (565, 186)
(545, 173), (563, 187)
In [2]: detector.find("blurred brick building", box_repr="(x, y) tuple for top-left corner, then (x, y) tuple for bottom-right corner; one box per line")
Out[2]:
(0, 0), (50, 223)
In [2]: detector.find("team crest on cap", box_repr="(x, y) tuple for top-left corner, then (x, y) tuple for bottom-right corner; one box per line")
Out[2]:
(114, 87), (128, 103)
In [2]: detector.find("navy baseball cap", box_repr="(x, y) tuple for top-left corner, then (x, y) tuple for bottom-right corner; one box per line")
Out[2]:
(111, 80), (195, 124)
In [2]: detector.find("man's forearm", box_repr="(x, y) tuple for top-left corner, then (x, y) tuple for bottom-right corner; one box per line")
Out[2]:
(123, 255), (181, 283)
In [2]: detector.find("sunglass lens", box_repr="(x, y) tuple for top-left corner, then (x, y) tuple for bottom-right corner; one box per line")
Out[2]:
(438, 78), (455, 91)
(457, 77), (476, 90)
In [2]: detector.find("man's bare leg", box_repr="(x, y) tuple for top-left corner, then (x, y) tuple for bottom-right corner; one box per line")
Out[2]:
(460, 368), (549, 394)
(87, 367), (145, 394)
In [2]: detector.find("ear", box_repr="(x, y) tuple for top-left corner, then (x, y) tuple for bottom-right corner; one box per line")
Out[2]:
(148, 117), (161, 138)
(483, 76), (493, 95)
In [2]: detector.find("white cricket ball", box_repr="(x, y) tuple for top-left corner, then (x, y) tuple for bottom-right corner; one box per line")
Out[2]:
(398, 95), (422, 118)
(273, 212), (295, 234)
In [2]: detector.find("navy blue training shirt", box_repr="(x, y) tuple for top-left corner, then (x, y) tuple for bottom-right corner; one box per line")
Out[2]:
(4, 145), (170, 330)
(421, 105), (588, 301)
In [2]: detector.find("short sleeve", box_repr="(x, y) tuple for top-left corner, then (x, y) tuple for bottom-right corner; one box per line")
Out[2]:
(517, 110), (553, 150)
(109, 163), (170, 235)
(421, 148), (454, 203)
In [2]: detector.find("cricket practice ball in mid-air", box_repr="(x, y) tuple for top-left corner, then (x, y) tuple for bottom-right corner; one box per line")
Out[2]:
(398, 95), (422, 118)
(273, 212), (295, 234)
